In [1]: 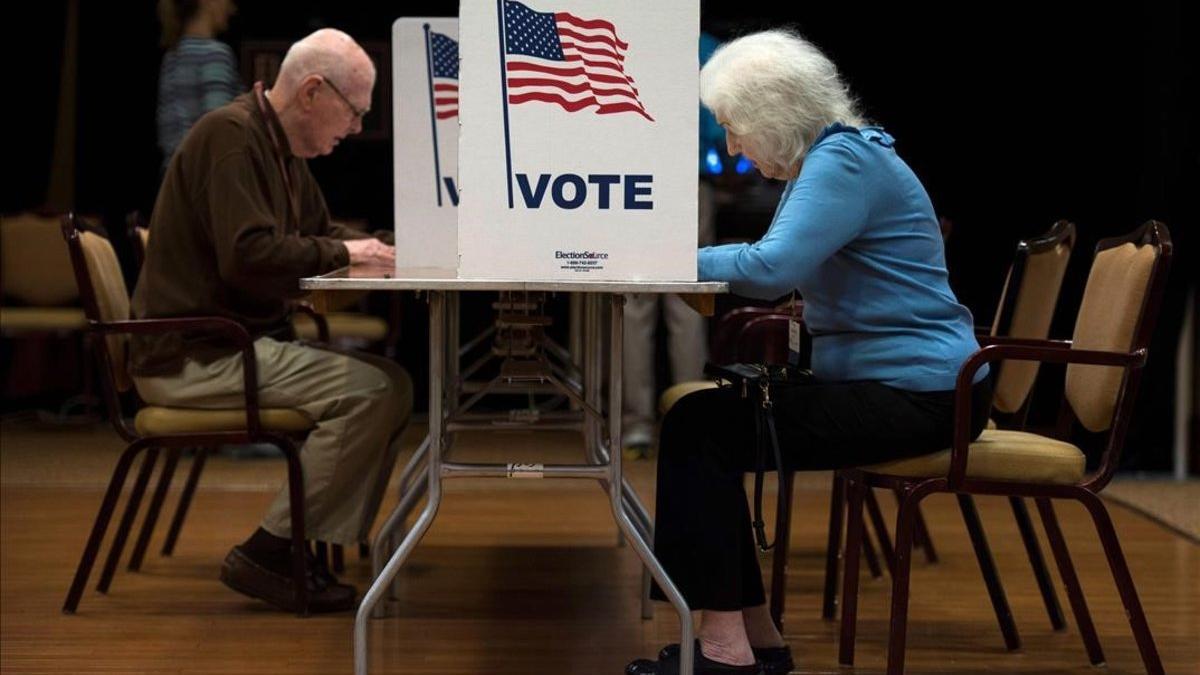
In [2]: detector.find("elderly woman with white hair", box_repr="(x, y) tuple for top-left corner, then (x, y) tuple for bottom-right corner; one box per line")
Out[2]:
(627, 30), (991, 675)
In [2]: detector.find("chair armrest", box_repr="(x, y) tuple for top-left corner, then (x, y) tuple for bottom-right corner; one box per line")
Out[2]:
(976, 335), (1074, 349)
(946, 342), (1147, 488)
(293, 303), (331, 343)
(92, 317), (266, 436)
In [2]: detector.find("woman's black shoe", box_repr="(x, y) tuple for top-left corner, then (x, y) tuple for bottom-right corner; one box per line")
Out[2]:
(656, 642), (792, 674)
(625, 641), (762, 674)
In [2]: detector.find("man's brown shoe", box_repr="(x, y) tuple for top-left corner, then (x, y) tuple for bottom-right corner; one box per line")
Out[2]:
(220, 545), (356, 613)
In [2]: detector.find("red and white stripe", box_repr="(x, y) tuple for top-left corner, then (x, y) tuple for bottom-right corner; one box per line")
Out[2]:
(434, 81), (458, 120)
(506, 11), (653, 120)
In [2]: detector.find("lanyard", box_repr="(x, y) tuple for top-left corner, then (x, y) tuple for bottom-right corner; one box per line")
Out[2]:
(253, 81), (299, 233)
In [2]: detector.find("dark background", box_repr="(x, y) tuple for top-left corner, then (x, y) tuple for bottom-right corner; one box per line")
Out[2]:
(6, 1), (1197, 470)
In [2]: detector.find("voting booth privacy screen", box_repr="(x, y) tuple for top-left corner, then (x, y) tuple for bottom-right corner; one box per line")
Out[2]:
(392, 3), (699, 280)
(456, 0), (699, 280)
(393, 18), (460, 270)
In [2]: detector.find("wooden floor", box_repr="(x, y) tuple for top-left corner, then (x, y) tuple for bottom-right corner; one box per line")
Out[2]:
(2, 418), (1198, 674)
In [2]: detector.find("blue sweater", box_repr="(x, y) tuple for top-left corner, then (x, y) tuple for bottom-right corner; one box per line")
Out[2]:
(698, 124), (985, 392)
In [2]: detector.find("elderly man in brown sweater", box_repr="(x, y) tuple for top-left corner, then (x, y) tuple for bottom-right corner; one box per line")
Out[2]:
(131, 28), (412, 612)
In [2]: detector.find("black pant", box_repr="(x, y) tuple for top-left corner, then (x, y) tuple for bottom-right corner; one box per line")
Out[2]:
(649, 378), (991, 611)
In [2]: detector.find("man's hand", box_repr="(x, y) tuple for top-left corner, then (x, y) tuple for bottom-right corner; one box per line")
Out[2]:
(343, 238), (395, 267)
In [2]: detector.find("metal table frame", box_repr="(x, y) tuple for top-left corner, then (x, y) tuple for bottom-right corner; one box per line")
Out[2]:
(301, 269), (726, 675)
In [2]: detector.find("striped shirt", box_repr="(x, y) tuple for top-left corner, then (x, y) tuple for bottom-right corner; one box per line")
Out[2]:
(156, 37), (242, 170)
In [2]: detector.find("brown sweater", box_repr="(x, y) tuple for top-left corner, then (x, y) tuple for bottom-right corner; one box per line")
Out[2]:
(131, 90), (388, 376)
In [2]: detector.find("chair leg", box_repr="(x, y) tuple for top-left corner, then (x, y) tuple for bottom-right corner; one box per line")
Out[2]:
(822, 473), (845, 620)
(128, 448), (181, 571)
(315, 541), (329, 574)
(1036, 498), (1106, 666)
(270, 435), (309, 616)
(912, 501), (938, 563)
(768, 471), (795, 632)
(96, 448), (161, 593)
(865, 488), (896, 572)
(884, 486), (927, 675)
(1075, 490), (1164, 674)
(862, 525), (884, 579)
(162, 447), (208, 556)
(63, 441), (151, 613)
(332, 544), (345, 573)
(957, 494), (1021, 651)
(1009, 496), (1066, 630)
(838, 474), (867, 665)
(895, 487), (938, 563)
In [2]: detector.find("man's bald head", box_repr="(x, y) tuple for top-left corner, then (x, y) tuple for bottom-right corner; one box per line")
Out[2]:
(265, 28), (376, 158)
(275, 28), (375, 97)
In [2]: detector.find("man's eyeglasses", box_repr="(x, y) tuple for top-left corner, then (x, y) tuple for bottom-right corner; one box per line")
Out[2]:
(319, 75), (368, 120)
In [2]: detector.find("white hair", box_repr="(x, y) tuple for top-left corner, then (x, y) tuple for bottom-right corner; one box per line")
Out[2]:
(275, 28), (374, 93)
(700, 30), (865, 167)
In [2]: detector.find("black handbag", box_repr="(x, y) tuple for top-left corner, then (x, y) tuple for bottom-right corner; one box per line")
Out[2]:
(704, 362), (812, 551)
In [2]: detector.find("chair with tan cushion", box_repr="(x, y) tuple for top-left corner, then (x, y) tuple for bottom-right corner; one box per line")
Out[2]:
(1, 211), (91, 409)
(1, 211), (87, 333)
(838, 221), (1171, 675)
(973, 220), (1078, 631)
(989, 220), (1077, 418)
(59, 214), (317, 616)
(290, 220), (391, 348)
(127, 215), (364, 574)
(656, 304), (804, 418)
(769, 221), (1080, 634)
(293, 288), (391, 345)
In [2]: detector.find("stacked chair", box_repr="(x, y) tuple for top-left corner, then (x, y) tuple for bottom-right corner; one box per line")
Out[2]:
(771, 221), (1080, 636)
(838, 221), (1171, 674)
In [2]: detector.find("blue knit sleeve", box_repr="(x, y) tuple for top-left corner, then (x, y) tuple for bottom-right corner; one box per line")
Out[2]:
(698, 138), (869, 299)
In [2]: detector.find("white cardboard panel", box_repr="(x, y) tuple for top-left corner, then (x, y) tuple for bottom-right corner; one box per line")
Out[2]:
(393, 18), (460, 271)
(458, 0), (698, 280)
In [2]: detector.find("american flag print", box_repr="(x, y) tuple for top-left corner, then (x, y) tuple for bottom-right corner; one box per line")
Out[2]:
(501, 0), (654, 121)
(428, 30), (459, 119)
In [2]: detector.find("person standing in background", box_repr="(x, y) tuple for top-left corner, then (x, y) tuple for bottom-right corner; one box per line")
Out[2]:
(156, 0), (242, 173)
(620, 32), (724, 460)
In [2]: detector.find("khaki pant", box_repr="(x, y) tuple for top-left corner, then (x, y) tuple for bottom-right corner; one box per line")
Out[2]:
(133, 337), (413, 545)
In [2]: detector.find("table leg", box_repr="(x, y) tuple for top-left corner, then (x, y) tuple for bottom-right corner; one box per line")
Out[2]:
(355, 290), (448, 675)
(605, 294), (694, 675)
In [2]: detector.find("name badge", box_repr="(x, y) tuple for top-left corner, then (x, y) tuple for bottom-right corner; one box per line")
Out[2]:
(788, 318), (802, 367)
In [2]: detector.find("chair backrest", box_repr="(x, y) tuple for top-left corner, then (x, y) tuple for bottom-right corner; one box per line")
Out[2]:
(1064, 221), (1171, 437)
(127, 209), (150, 270)
(712, 304), (801, 363)
(990, 220), (1076, 414)
(1, 211), (79, 306)
(61, 214), (135, 393)
(735, 314), (793, 365)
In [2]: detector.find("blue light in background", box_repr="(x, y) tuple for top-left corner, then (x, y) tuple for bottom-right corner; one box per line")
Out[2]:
(735, 156), (753, 174)
(704, 147), (723, 175)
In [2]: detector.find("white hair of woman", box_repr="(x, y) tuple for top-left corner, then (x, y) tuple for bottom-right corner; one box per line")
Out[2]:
(700, 29), (866, 170)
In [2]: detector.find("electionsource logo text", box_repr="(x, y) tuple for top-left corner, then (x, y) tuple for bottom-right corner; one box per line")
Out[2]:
(555, 250), (610, 259)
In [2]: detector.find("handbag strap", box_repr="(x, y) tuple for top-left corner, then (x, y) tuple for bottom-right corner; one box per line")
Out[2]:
(751, 381), (786, 552)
